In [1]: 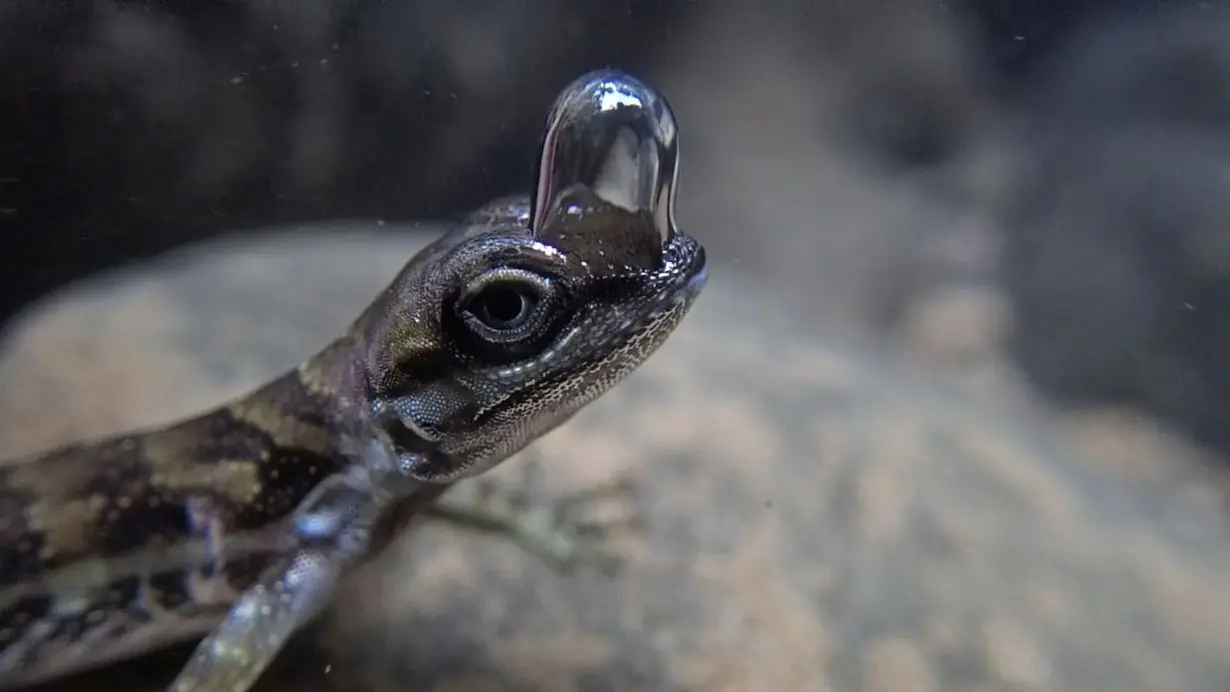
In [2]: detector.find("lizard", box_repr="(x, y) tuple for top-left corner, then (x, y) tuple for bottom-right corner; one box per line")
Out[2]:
(0, 69), (708, 692)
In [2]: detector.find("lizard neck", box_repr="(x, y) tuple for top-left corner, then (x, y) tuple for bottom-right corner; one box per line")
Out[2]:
(219, 334), (370, 463)
(275, 335), (453, 556)
(291, 334), (375, 444)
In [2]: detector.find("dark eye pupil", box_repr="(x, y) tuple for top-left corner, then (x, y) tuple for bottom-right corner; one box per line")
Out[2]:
(457, 271), (560, 358)
(475, 286), (532, 328)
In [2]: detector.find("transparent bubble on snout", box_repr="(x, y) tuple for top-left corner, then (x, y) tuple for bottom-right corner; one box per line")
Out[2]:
(529, 69), (680, 249)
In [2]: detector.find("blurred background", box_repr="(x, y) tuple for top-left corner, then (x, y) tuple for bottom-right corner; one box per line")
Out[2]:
(4, 3), (1230, 688)
(4, 0), (1230, 465)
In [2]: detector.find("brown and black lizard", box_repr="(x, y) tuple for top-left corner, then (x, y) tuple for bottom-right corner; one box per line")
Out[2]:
(0, 69), (707, 691)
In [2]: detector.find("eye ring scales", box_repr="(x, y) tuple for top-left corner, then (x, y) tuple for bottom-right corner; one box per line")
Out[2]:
(457, 268), (555, 345)
(529, 69), (681, 248)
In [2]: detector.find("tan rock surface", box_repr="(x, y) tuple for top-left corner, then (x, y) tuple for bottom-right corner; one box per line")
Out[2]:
(2, 227), (1229, 691)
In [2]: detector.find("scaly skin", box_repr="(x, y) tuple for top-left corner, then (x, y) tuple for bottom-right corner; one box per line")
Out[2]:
(0, 70), (707, 691)
(2, 227), (1229, 691)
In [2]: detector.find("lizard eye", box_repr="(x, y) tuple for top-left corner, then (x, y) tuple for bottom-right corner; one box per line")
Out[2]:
(457, 268), (558, 346)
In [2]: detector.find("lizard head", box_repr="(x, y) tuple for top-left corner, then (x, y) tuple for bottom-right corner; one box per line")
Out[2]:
(357, 70), (708, 483)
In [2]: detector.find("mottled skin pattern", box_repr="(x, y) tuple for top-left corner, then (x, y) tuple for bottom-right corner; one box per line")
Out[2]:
(0, 372), (343, 588)
(0, 159), (707, 690)
(1, 228), (1228, 691)
(0, 371), (343, 683)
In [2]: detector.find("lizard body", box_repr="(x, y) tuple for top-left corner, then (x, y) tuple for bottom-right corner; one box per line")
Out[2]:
(0, 70), (706, 691)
